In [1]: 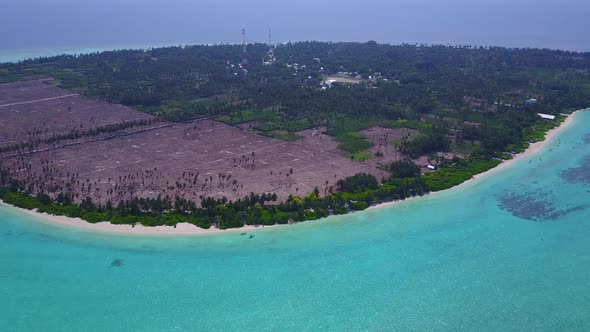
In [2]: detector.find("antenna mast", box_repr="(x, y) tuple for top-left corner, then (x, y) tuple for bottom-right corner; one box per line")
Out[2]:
(241, 28), (248, 71)
(264, 27), (276, 65)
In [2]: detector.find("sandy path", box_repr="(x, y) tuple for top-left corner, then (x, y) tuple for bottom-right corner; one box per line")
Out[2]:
(0, 93), (78, 108)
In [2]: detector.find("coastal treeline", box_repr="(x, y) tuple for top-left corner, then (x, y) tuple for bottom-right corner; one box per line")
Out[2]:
(0, 157), (504, 229)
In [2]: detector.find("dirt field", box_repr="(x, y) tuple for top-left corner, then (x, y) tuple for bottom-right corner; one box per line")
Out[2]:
(1, 79), (395, 206)
(0, 79), (160, 155)
(0, 79), (69, 105)
(357, 126), (417, 169)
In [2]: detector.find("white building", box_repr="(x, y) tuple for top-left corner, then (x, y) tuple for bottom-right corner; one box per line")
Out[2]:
(537, 113), (556, 120)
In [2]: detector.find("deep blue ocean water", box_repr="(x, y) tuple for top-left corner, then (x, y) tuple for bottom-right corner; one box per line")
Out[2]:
(1, 111), (589, 331)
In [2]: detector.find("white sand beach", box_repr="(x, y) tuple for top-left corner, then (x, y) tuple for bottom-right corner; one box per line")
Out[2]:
(1, 109), (585, 235)
(369, 109), (583, 210)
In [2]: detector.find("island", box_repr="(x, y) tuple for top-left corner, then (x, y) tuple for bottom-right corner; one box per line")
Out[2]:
(0, 42), (589, 232)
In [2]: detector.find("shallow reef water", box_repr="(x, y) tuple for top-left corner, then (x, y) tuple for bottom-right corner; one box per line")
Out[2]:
(498, 190), (585, 221)
(561, 154), (590, 185)
(1, 111), (589, 331)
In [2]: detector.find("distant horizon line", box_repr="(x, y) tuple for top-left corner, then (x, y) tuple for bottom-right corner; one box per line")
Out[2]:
(1, 40), (588, 64)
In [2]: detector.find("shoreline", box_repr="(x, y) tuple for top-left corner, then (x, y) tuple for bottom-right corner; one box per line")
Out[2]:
(369, 109), (583, 210)
(0, 201), (277, 236)
(0, 109), (585, 236)
(0, 42), (199, 64)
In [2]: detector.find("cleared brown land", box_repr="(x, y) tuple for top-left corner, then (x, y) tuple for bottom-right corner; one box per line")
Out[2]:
(0, 80), (161, 155)
(3, 120), (388, 205)
(359, 126), (417, 169)
(360, 127), (446, 172)
(1, 79), (392, 206)
(0, 79), (70, 105)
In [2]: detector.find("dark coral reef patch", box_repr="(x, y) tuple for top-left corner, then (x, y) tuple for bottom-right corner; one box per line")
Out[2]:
(561, 154), (590, 185)
(109, 258), (125, 268)
(498, 191), (584, 221)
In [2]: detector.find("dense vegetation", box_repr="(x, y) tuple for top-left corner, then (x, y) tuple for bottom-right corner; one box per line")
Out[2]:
(2, 42), (589, 157)
(1, 42), (589, 229)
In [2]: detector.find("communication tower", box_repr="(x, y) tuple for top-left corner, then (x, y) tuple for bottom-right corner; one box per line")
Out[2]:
(264, 28), (276, 65)
(241, 28), (248, 71)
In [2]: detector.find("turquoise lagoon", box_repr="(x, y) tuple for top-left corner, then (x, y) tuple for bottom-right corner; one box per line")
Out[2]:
(0, 43), (197, 64)
(1, 111), (589, 331)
